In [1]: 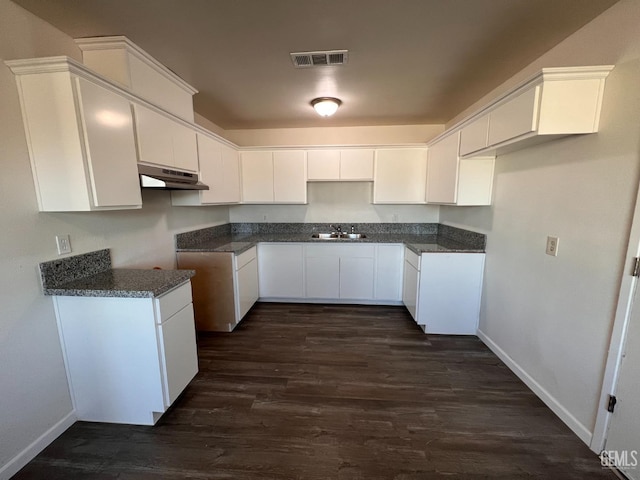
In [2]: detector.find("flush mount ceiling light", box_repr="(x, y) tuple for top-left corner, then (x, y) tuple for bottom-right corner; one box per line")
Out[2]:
(311, 97), (342, 117)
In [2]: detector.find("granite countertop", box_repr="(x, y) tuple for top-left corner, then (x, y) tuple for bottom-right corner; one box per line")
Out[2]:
(39, 249), (195, 298)
(176, 230), (484, 255)
(43, 269), (195, 298)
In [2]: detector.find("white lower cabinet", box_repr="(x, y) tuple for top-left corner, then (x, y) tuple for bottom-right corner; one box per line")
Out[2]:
(53, 281), (198, 425)
(402, 248), (420, 319)
(258, 244), (304, 298)
(305, 244), (376, 300)
(258, 243), (402, 304)
(412, 252), (485, 335)
(176, 247), (258, 332)
(235, 251), (259, 320)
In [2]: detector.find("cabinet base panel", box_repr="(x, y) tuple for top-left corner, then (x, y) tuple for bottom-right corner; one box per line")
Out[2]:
(258, 298), (404, 306)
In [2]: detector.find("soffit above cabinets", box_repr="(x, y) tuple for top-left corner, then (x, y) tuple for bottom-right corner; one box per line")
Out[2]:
(13, 0), (619, 129)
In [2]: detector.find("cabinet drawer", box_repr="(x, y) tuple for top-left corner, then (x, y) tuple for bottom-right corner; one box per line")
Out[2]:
(235, 246), (257, 270)
(404, 248), (420, 270)
(156, 281), (193, 323)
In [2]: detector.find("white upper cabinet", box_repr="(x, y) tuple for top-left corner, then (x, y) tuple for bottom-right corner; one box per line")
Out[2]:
(307, 150), (340, 180)
(373, 148), (428, 204)
(307, 148), (374, 181)
(171, 134), (240, 206)
(6, 58), (142, 212)
(76, 36), (197, 122)
(427, 131), (494, 206)
(427, 132), (460, 204)
(458, 66), (613, 157)
(240, 150), (307, 204)
(133, 104), (198, 172)
(274, 150), (307, 203)
(459, 114), (490, 157)
(241, 151), (274, 203)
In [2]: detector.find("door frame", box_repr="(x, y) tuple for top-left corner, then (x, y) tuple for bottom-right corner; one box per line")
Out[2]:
(591, 182), (640, 453)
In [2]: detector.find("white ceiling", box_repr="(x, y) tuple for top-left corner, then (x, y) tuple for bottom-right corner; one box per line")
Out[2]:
(13, 0), (618, 129)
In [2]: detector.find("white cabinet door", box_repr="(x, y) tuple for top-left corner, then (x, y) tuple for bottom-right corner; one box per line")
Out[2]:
(77, 78), (142, 208)
(273, 150), (307, 203)
(236, 257), (259, 320)
(307, 150), (340, 180)
(340, 149), (374, 180)
(375, 244), (404, 301)
(171, 121), (198, 172)
(427, 132), (459, 204)
(338, 245), (375, 300)
(488, 85), (539, 146)
(241, 151), (274, 202)
(194, 133), (222, 203)
(340, 257), (375, 299)
(133, 104), (174, 168)
(305, 246), (340, 299)
(402, 260), (419, 320)
(134, 104), (197, 172)
(258, 244), (304, 298)
(459, 114), (489, 156)
(156, 303), (198, 406)
(417, 253), (485, 334)
(373, 148), (428, 204)
(220, 143), (241, 203)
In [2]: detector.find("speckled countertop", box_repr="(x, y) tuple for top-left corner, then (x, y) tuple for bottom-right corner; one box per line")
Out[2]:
(39, 249), (195, 298)
(176, 223), (486, 255)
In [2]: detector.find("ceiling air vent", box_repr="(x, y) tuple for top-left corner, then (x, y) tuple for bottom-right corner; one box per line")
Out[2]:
(290, 50), (348, 68)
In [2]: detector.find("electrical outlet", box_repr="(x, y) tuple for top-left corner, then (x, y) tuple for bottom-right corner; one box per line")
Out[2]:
(546, 236), (559, 256)
(56, 234), (72, 255)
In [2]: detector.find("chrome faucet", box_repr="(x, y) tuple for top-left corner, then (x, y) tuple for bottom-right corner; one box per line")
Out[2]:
(330, 224), (342, 234)
(350, 225), (356, 234)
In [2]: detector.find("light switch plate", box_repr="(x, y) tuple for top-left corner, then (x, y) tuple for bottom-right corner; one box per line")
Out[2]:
(546, 236), (559, 256)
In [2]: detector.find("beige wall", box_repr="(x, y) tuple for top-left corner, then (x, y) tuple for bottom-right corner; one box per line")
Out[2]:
(0, 1), (229, 475)
(440, 0), (640, 444)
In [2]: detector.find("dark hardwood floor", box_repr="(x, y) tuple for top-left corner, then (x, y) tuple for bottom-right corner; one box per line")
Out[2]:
(14, 303), (617, 479)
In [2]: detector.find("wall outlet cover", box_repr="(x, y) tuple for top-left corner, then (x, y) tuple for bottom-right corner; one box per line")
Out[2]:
(546, 236), (559, 256)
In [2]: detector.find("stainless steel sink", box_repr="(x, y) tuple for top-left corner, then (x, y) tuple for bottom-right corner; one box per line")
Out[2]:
(342, 233), (366, 239)
(311, 233), (367, 240)
(311, 233), (341, 239)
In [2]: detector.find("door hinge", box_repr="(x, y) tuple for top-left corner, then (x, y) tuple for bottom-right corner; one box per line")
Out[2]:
(607, 394), (617, 413)
(632, 257), (640, 277)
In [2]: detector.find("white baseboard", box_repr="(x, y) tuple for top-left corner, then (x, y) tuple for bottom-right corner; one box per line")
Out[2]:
(0, 411), (76, 480)
(477, 328), (593, 446)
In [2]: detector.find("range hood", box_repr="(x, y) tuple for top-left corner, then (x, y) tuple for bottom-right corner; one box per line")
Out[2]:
(138, 164), (209, 190)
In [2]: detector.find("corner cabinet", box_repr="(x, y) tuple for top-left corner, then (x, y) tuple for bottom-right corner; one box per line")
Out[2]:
(426, 131), (495, 206)
(373, 148), (428, 204)
(176, 247), (259, 332)
(458, 66), (613, 157)
(403, 248), (485, 335)
(6, 57), (142, 212)
(172, 133), (241, 206)
(240, 150), (307, 204)
(53, 281), (198, 425)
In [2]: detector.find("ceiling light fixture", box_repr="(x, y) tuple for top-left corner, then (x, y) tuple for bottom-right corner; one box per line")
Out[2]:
(311, 97), (342, 117)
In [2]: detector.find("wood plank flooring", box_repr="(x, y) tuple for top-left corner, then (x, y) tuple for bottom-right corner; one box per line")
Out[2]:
(14, 303), (617, 479)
